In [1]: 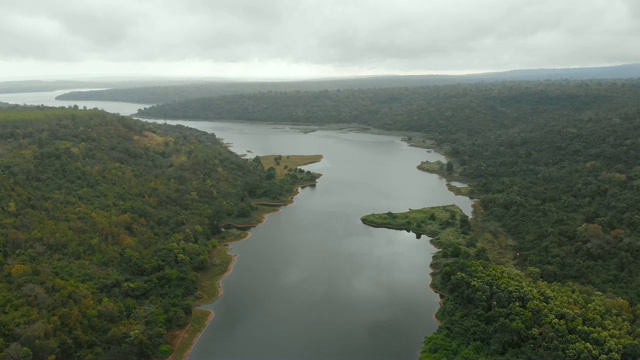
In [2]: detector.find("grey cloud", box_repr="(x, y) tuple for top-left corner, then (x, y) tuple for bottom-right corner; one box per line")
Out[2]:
(0, 0), (638, 77)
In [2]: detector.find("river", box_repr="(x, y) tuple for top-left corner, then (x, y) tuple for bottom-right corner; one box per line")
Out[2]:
(0, 91), (473, 359)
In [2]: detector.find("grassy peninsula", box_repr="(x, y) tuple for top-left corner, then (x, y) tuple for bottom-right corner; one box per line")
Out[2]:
(361, 205), (469, 239)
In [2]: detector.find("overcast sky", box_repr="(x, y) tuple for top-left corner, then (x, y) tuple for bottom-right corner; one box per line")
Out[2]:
(0, 0), (638, 80)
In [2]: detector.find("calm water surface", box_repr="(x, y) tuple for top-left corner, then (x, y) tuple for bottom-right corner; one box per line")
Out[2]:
(1, 92), (473, 360)
(156, 121), (473, 360)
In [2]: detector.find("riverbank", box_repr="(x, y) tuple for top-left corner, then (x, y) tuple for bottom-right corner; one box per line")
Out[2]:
(168, 236), (241, 360)
(169, 251), (238, 360)
(250, 179), (321, 207)
(223, 180), (323, 228)
(169, 157), (324, 360)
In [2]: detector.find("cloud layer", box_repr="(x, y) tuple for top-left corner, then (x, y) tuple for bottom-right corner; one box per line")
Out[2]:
(1, 0), (638, 79)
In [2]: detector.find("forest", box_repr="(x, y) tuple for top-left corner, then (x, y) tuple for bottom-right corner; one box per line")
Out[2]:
(0, 107), (317, 359)
(133, 78), (640, 359)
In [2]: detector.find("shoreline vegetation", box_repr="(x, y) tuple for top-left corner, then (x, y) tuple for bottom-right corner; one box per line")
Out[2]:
(169, 154), (323, 360)
(416, 160), (474, 196)
(362, 191), (639, 359)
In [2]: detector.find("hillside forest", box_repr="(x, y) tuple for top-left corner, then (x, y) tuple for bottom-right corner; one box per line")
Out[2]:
(0, 107), (318, 359)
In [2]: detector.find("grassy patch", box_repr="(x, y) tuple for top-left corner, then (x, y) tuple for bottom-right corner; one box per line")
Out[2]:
(260, 154), (323, 177)
(430, 227), (469, 249)
(446, 183), (472, 196)
(417, 160), (471, 186)
(417, 160), (448, 177)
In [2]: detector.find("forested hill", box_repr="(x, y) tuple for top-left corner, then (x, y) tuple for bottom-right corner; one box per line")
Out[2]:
(0, 107), (312, 359)
(55, 64), (640, 104)
(135, 79), (640, 132)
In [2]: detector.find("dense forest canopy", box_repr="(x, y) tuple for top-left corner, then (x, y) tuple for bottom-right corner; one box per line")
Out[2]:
(134, 79), (640, 133)
(137, 78), (640, 358)
(0, 107), (316, 359)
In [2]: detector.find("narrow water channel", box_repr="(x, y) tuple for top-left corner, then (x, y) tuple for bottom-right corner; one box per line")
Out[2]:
(165, 121), (473, 360)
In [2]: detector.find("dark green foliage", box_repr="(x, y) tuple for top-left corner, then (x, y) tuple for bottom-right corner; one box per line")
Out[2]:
(0, 107), (307, 359)
(424, 260), (639, 360)
(135, 80), (640, 133)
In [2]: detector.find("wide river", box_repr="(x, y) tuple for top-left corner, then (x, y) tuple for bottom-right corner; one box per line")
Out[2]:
(0, 91), (473, 359)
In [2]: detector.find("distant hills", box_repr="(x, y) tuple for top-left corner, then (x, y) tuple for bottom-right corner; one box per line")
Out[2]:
(0, 63), (638, 104)
(466, 63), (640, 81)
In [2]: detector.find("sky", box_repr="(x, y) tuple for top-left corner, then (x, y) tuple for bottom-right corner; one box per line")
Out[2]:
(0, 0), (638, 80)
